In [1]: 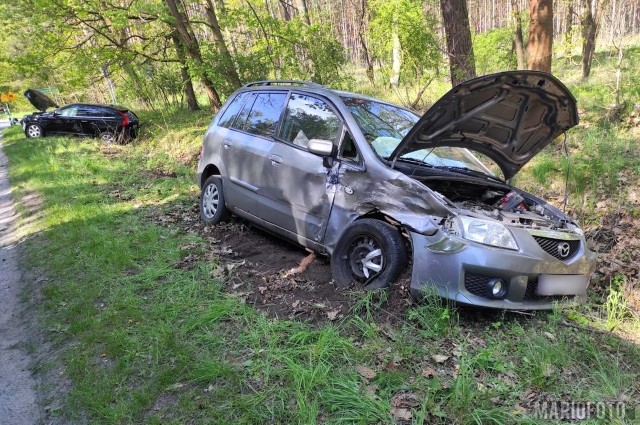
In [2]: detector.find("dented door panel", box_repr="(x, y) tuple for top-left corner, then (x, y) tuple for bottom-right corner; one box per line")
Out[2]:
(261, 141), (336, 243)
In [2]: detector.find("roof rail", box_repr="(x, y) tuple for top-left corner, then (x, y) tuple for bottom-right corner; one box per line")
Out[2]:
(242, 80), (326, 88)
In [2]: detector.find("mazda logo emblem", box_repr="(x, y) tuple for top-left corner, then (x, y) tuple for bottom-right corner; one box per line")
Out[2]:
(557, 242), (571, 258)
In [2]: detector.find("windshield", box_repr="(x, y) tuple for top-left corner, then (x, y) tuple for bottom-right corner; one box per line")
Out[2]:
(342, 96), (496, 176)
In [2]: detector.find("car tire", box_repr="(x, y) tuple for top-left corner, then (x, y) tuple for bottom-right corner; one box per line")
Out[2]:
(331, 218), (407, 290)
(25, 124), (43, 138)
(99, 131), (117, 144)
(199, 175), (230, 225)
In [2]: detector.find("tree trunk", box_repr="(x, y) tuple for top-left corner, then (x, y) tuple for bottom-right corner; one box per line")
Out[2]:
(581, 0), (610, 79)
(359, 0), (374, 83)
(440, 0), (476, 86)
(527, 0), (553, 72)
(101, 64), (117, 105)
(581, 0), (597, 78)
(613, 41), (624, 107)
(512, 0), (526, 69)
(565, 3), (574, 56)
(204, 0), (241, 89)
(164, 0), (221, 109)
(171, 32), (199, 111)
(390, 18), (401, 87)
(296, 0), (311, 25)
(279, 0), (292, 20)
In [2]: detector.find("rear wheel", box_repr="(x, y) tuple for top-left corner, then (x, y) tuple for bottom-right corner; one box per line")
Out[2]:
(199, 176), (230, 225)
(25, 124), (43, 138)
(331, 218), (407, 290)
(99, 131), (117, 144)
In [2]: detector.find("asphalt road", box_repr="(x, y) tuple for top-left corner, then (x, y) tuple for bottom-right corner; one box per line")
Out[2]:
(0, 120), (41, 425)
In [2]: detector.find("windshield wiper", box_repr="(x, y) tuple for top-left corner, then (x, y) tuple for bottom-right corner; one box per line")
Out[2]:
(391, 157), (435, 167)
(434, 166), (504, 182)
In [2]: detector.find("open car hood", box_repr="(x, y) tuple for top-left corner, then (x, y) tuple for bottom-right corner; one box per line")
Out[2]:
(24, 88), (59, 112)
(390, 71), (578, 180)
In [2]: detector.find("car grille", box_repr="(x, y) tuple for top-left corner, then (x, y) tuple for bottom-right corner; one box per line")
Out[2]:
(533, 236), (581, 261)
(464, 272), (492, 297)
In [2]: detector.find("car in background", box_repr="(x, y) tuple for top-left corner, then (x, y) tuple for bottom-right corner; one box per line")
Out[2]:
(22, 89), (139, 144)
(196, 73), (597, 310)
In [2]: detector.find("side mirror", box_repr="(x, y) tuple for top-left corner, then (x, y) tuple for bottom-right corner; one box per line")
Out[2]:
(307, 139), (335, 156)
(307, 139), (336, 168)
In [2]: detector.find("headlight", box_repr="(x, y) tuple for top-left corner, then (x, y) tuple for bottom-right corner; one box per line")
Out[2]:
(456, 216), (518, 250)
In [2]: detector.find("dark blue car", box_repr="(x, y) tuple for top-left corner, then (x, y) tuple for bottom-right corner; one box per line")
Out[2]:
(22, 89), (139, 144)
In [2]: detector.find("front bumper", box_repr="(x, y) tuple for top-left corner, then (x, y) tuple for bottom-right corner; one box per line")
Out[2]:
(409, 228), (597, 310)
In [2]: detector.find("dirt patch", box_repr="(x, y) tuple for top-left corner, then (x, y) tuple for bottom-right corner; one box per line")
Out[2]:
(150, 202), (416, 323)
(586, 211), (640, 311)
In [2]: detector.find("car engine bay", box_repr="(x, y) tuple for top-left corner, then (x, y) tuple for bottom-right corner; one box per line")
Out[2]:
(421, 177), (579, 233)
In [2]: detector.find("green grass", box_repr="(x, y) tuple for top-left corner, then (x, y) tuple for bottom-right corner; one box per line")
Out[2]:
(3, 70), (640, 424)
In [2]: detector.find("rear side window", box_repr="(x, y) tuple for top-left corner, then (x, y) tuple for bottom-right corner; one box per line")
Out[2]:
(241, 93), (287, 137)
(278, 94), (341, 149)
(218, 92), (250, 128)
(76, 106), (112, 117)
(76, 107), (91, 117)
(103, 108), (120, 118)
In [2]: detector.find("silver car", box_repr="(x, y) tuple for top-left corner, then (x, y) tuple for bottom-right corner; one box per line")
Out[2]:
(197, 72), (596, 310)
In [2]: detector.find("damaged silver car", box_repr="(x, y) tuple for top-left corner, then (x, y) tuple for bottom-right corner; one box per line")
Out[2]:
(197, 72), (596, 310)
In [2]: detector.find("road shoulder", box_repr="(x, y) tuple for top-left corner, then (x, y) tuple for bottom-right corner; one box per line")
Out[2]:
(0, 126), (42, 425)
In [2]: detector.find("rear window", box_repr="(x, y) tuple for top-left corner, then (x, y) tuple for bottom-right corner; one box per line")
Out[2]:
(241, 93), (287, 137)
(218, 92), (250, 128)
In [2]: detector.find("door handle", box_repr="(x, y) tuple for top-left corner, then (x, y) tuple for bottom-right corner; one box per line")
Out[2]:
(269, 154), (283, 166)
(223, 139), (232, 149)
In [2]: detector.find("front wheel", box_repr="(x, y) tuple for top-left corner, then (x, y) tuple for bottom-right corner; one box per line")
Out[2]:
(199, 176), (230, 225)
(331, 218), (408, 290)
(25, 124), (43, 138)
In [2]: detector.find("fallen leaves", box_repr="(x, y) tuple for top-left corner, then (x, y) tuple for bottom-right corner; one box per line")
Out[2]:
(421, 366), (438, 378)
(211, 260), (245, 278)
(326, 309), (340, 321)
(390, 392), (422, 422)
(356, 365), (377, 380)
(390, 407), (412, 421)
(166, 383), (184, 391)
(432, 354), (449, 364)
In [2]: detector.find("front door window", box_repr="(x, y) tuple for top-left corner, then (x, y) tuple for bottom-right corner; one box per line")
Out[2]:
(278, 94), (341, 149)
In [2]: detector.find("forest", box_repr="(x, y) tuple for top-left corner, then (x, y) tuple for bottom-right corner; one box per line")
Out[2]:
(1, 0), (639, 111)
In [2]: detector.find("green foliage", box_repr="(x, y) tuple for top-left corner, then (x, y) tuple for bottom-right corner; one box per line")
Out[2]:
(0, 0), (348, 109)
(368, 0), (441, 84)
(529, 155), (558, 187)
(473, 28), (517, 74)
(406, 289), (458, 338)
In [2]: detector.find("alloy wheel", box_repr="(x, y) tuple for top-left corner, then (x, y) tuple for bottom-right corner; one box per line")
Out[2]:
(202, 183), (219, 219)
(100, 132), (116, 143)
(27, 125), (41, 137)
(347, 236), (384, 280)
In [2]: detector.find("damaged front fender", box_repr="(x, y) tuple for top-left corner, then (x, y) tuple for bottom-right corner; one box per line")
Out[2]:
(322, 162), (452, 253)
